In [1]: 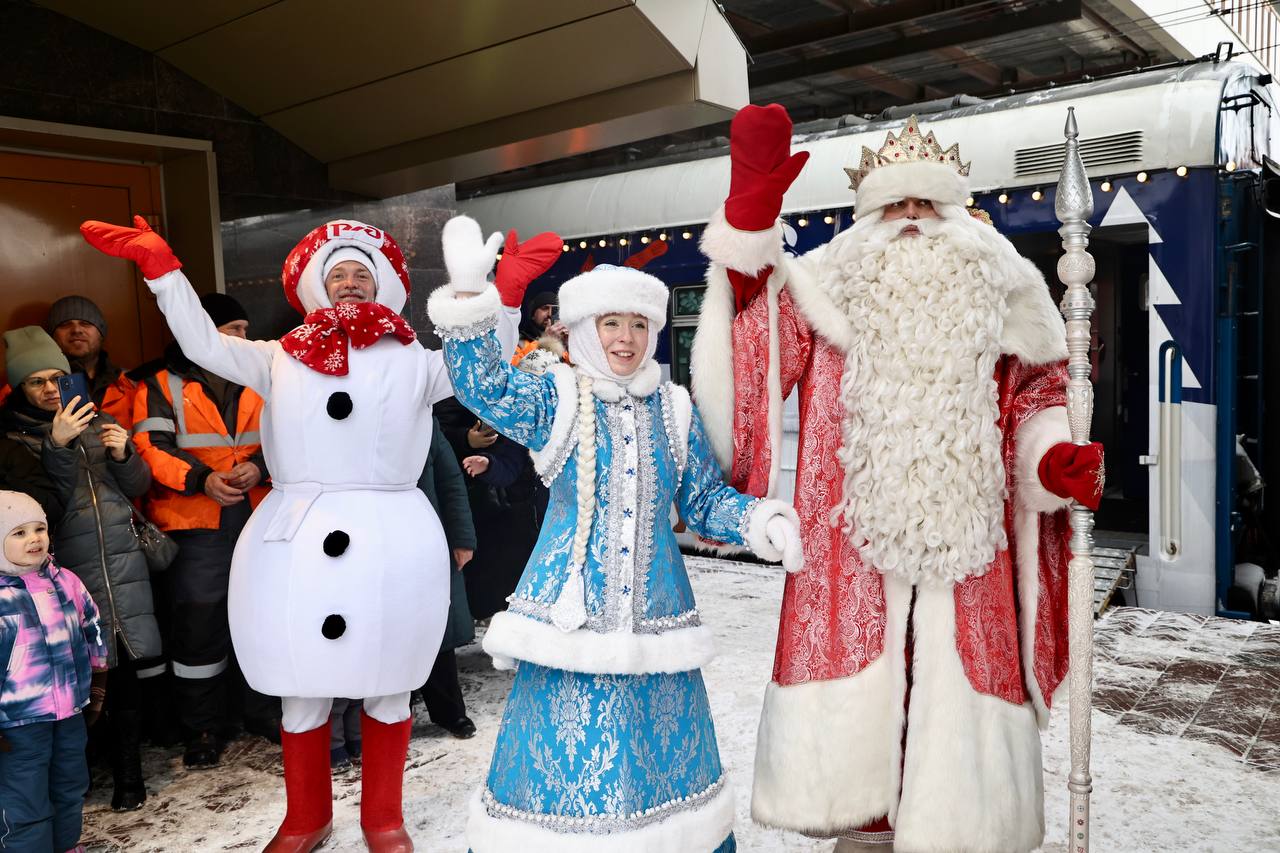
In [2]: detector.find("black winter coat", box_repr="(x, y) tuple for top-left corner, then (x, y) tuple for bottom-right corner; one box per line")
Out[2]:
(434, 397), (542, 621)
(2, 400), (160, 667)
(417, 419), (477, 651)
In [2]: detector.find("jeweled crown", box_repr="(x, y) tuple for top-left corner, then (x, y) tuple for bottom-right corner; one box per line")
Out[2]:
(844, 115), (971, 191)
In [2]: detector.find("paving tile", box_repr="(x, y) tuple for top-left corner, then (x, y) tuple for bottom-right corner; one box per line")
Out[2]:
(1131, 693), (1205, 723)
(1182, 725), (1252, 757)
(1161, 658), (1230, 685)
(1092, 684), (1146, 716)
(1189, 703), (1269, 739)
(1119, 711), (1188, 738)
(1243, 741), (1280, 771)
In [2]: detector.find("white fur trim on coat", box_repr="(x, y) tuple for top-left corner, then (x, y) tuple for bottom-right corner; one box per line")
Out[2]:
(743, 499), (799, 562)
(893, 583), (1046, 853)
(481, 610), (716, 675)
(558, 266), (669, 330)
(853, 160), (968, 218)
(1015, 506), (1053, 729)
(751, 657), (900, 835)
(690, 263), (738, 472)
(1000, 255), (1069, 365)
(1014, 407), (1073, 514)
(662, 382), (693, 475)
(527, 363), (580, 484)
(699, 205), (784, 276)
(426, 282), (501, 331)
(467, 778), (735, 853)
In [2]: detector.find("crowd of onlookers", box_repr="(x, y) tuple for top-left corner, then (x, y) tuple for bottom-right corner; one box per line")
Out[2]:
(0, 288), (566, 849)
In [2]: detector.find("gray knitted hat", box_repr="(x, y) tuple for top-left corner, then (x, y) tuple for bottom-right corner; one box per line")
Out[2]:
(4, 325), (72, 388)
(47, 295), (107, 337)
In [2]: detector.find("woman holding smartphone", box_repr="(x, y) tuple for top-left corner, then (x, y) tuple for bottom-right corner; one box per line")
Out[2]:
(1, 325), (159, 812)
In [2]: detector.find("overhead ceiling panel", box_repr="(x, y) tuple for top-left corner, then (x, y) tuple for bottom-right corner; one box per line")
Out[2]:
(329, 1), (747, 195)
(155, 0), (629, 116)
(38, 0), (748, 195)
(39, 0), (277, 51)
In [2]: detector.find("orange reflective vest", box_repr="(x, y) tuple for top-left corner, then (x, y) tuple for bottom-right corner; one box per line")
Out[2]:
(131, 369), (267, 532)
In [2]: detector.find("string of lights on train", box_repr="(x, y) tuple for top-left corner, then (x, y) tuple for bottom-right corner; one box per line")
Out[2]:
(543, 163), (1238, 255)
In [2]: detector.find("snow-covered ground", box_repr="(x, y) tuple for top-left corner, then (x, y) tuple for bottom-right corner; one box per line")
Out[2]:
(83, 557), (1280, 852)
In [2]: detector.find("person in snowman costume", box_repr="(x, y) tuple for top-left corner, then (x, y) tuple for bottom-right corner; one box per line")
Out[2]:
(427, 217), (804, 852)
(77, 215), (551, 853)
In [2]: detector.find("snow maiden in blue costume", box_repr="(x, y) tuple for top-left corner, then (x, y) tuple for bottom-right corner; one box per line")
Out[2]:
(427, 216), (804, 853)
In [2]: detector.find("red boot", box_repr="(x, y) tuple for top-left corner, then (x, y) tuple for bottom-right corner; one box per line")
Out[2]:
(264, 724), (333, 853)
(359, 711), (413, 852)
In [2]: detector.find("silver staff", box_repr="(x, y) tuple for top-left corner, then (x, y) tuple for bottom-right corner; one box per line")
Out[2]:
(1054, 106), (1097, 853)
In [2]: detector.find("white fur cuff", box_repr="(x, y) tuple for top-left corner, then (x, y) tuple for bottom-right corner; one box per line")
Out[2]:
(1014, 407), (1073, 514)
(426, 283), (501, 333)
(744, 498), (799, 562)
(481, 610), (716, 675)
(700, 206), (783, 276)
(467, 780), (735, 853)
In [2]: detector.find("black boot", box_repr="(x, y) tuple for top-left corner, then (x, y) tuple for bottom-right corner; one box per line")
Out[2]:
(109, 709), (147, 812)
(183, 730), (223, 768)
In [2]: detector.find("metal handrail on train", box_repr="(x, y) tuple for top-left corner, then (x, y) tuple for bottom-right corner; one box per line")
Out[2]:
(1157, 341), (1183, 559)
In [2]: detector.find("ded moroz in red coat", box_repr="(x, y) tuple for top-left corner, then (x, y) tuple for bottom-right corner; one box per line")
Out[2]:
(691, 205), (1075, 852)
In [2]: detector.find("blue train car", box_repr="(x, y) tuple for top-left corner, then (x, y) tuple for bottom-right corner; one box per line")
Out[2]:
(461, 61), (1279, 619)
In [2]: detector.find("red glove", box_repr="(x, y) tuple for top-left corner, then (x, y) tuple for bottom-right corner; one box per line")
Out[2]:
(80, 215), (182, 280)
(1038, 442), (1105, 511)
(495, 229), (562, 308)
(725, 104), (810, 231)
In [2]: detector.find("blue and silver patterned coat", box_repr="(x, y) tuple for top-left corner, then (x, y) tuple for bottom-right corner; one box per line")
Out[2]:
(429, 284), (767, 853)
(434, 289), (761, 678)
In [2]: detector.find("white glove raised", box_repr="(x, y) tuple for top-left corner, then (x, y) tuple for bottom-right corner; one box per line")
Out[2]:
(442, 215), (504, 294)
(765, 515), (804, 574)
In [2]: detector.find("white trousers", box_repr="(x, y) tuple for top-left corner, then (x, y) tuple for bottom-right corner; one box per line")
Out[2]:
(281, 692), (411, 733)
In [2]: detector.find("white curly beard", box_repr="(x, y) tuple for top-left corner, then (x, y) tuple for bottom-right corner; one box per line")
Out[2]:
(821, 214), (1014, 585)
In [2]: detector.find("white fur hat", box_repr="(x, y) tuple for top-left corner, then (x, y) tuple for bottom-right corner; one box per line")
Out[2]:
(557, 265), (669, 331)
(854, 160), (969, 218)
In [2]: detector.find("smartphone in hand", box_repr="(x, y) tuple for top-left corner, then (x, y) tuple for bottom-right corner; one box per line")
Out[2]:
(56, 373), (93, 410)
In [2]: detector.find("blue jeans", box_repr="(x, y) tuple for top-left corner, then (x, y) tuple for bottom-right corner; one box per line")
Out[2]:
(0, 715), (89, 852)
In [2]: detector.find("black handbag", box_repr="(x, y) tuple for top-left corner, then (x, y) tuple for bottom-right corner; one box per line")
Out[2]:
(125, 501), (179, 572)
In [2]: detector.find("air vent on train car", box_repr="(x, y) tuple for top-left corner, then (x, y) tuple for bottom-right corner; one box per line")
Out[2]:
(1014, 131), (1144, 178)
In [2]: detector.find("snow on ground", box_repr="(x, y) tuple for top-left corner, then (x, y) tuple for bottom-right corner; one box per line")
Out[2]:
(83, 557), (1280, 852)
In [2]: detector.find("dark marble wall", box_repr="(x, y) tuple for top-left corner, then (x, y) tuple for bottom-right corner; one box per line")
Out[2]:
(1, 1), (360, 220)
(221, 186), (458, 344)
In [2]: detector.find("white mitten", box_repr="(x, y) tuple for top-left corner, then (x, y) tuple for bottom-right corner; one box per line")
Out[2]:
(442, 215), (504, 294)
(766, 515), (804, 574)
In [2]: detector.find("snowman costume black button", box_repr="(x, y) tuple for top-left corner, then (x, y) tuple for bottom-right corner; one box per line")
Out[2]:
(321, 615), (346, 639)
(326, 392), (353, 419)
(323, 530), (350, 557)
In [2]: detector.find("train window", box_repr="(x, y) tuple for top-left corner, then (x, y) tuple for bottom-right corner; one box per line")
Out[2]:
(670, 284), (706, 386)
(672, 285), (706, 317)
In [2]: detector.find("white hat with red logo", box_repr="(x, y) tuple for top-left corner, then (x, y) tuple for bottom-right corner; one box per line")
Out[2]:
(281, 220), (412, 315)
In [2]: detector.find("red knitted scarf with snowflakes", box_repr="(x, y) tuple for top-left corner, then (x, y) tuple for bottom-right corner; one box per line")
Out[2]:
(279, 301), (416, 376)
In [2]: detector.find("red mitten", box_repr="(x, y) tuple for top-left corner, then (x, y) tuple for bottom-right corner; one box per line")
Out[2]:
(725, 104), (810, 231)
(495, 229), (562, 308)
(1038, 441), (1105, 511)
(80, 216), (182, 280)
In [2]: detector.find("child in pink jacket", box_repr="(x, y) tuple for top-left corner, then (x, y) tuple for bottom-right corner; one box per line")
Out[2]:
(0, 490), (107, 852)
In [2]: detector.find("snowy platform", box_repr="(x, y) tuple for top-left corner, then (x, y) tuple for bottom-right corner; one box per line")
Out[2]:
(82, 557), (1280, 852)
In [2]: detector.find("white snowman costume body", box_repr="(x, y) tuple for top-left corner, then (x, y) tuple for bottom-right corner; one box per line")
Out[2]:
(140, 223), (517, 708)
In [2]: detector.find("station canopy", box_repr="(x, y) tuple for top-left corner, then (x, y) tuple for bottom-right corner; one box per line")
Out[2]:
(41, 0), (747, 196)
